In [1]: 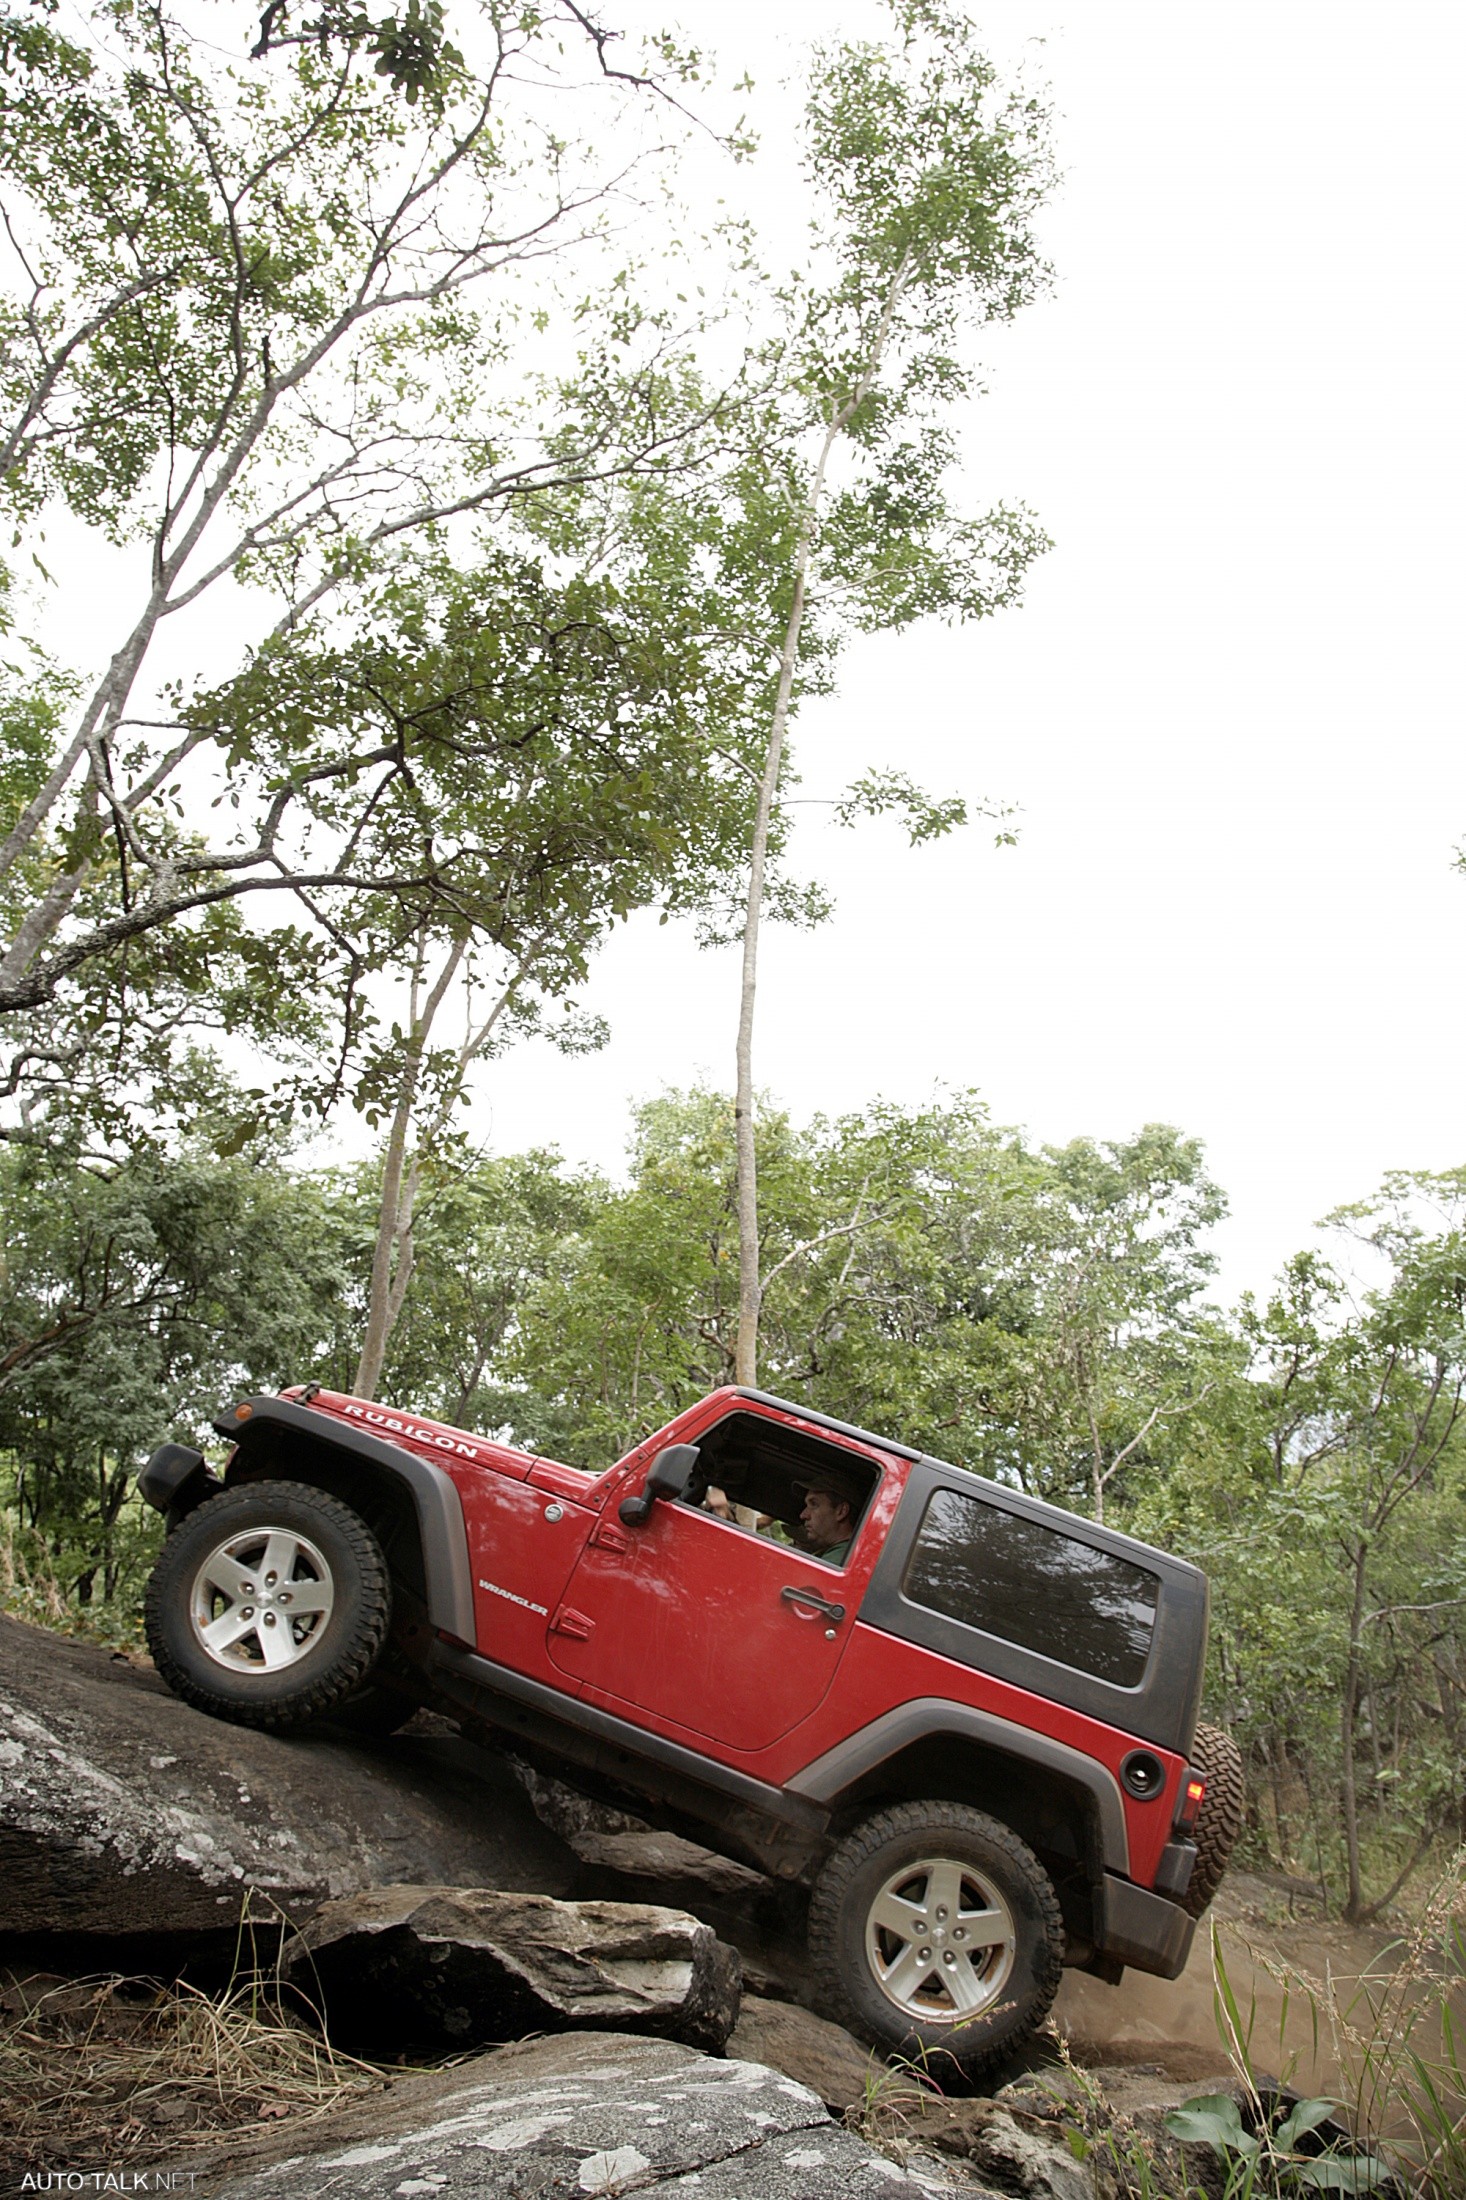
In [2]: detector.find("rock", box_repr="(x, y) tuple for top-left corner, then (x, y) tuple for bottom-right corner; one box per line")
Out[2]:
(740, 1958), (799, 2002)
(728, 1992), (885, 2115)
(998, 2058), (1227, 2123)
(0, 1613), (575, 1955)
(509, 1759), (805, 1980)
(283, 1884), (743, 2055)
(181, 2029), (972, 2198)
(507, 1757), (651, 1842)
(906, 2097), (1093, 2200)
(573, 1827), (775, 1909)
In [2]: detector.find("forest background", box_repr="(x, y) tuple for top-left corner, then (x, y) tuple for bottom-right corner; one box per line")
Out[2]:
(0, 0), (1463, 1946)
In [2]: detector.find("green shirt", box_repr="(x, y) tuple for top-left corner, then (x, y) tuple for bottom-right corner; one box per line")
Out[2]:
(816, 1538), (850, 1567)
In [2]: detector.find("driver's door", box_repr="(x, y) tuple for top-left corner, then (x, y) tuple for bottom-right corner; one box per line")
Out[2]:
(544, 1488), (855, 1754)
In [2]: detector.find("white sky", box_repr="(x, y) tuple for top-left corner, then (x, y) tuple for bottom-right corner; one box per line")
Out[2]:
(460, 0), (1466, 1303)
(32, 0), (1465, 1306)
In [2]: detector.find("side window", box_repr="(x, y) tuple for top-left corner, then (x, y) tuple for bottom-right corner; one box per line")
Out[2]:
(685, 1413), (878, 1568)
(903, 1487), (1160, 1687)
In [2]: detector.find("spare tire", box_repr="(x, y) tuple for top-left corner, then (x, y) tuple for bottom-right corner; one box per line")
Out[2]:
(1182, 1721), (1245, 1918)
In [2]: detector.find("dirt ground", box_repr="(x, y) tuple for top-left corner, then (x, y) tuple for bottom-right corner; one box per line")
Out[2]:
(1054, 1868), (1465, 2136)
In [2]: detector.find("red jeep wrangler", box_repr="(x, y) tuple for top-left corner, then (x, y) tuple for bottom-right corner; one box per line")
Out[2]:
(139, 1384), (1242, 2076)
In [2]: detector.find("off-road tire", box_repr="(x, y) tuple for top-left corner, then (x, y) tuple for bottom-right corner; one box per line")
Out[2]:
(145, 1481), (390, 1731)
(808, 1800), (1065, 2081)
(1183, 1721), (1245, 1917)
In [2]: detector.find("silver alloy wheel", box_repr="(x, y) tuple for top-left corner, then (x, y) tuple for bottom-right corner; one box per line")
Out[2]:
(863, 1855), (1017, 2024)
(188, 1525), (335, 1674)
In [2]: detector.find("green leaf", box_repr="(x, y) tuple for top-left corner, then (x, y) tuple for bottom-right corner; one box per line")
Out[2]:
(1163, 2096), (1257, 2156)
(1292, 2154), (1392, 2193)
(1274, 2098), (1342, 2149)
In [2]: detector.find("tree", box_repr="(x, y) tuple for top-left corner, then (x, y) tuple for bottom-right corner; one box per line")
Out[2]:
(0, 1106), (352, 1608)
(1145, 1178), (1466, 1921)
(501, 1089), (1225, 1496)
(304, 1143), (605, 1425)
(0, 0), (730, 1051)
(239, 540), (772, 1398)
(976, 1127), (1227, 1518)
(725, 0), (1053, 1385)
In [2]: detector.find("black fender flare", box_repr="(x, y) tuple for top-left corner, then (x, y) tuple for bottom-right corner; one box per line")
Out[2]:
(784, 1696), (1132, 1876)
(214, 1395), (477, 1644)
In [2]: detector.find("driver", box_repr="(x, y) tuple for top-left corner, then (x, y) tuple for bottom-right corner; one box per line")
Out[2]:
(795, 1469), (864, 1566)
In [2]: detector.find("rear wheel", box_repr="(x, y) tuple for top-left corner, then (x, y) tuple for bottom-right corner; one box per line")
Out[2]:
(1183, 1722), (1245, 1917)
(808, 1801), (1064, 2081)
(145, 1481), (390, 1731)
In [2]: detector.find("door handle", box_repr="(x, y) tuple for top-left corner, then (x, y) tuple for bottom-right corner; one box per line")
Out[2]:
(550, 1606), (595, 1641)
(781, 1583), (846, 1623)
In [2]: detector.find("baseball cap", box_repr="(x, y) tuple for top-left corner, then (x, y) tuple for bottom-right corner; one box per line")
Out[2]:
(791, 1463), (869, 1509)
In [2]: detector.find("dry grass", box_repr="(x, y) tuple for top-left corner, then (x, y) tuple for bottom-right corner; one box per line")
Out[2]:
(0, 1964), (391, 2181)
(0, 1510), (74, 1631)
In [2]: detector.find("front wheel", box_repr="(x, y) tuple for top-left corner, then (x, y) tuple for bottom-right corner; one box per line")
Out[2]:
(808, 1801), (1064, 2081)
(144, 1480), (391, 1731)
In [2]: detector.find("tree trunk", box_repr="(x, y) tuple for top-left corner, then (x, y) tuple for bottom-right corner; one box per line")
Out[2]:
(0, 582), (175, 978)
(354, 936), (466, 1400)
(733, 460), (828, 1386)
(1267, 1736), (1289, 1860)
(354, 931), (550, 1400)
(731, 265), (912, 1389)
(1340, 1545), (1369, 1923)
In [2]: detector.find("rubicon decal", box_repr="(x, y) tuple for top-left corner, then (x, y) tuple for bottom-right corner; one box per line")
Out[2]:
(339, 1401), (481, 1458)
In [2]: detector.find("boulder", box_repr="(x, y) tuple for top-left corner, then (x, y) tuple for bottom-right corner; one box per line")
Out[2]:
(572, 1826), (777, 1910)
(509, 1760), (787, 1921)
(0, 1614), (575, 1955)
(282, 1884), (743, 2055)
(181, 2028), (975, 2199)
(727, 1992), (886, 2115)
(506, 1758), (651, 1842)
(508, 1757), (806, 1975)
(904, 2097), (1094, 2200)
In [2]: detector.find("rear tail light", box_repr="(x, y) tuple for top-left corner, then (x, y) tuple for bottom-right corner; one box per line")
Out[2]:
(1175, 1772), (1207, 1832)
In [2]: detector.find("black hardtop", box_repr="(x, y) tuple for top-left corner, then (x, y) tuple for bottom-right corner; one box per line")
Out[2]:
(730, 1387), (924, 1460)
(867, 1457), (1208, 1757)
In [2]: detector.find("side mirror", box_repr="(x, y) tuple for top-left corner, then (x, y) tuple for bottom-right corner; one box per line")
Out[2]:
(618, 1442), (700, 1527)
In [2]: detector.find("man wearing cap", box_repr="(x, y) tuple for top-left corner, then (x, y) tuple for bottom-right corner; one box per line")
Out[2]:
(797, 1465), (863, 1566)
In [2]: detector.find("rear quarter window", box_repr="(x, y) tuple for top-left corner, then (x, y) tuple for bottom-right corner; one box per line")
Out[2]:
(903, 1487), (1161, 1688)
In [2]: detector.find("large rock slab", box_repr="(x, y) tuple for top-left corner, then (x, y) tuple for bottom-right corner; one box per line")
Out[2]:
(184, 2029), (971, 2199)
(0, 1614), (575, 1951)
(283, 1884), (742, 2055)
